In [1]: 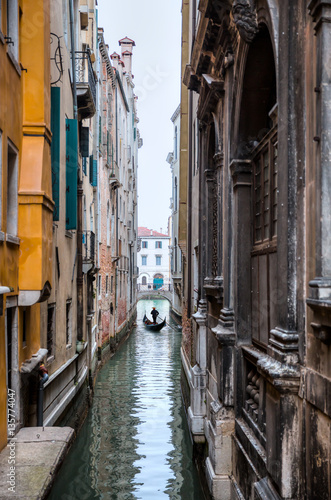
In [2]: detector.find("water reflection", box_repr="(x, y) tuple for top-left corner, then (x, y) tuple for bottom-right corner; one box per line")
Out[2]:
(48, 300), (204, 499)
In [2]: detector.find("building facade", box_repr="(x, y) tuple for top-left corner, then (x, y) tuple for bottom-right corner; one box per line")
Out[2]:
(137, 227), (170, 291)
(167, 105), (183, 321)
(0, 1), (139, 451)
(180, 1), (331, 499)
(0, 0), (53, 450)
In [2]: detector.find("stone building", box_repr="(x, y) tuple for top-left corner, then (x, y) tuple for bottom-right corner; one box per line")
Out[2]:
(109, 37), (140, 339)
(167, 105), (183, 322)
(180, 1), (331, 499)
(97, 32), (140, 357)
(137, 227), (170, 291)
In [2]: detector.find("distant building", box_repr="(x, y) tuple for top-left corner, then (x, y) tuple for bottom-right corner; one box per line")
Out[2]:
(137, 228), (170, 290)
(167, 105), (182, 320)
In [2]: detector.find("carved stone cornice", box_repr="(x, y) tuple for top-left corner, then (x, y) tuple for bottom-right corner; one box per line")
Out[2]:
(308, 0), (331, 31)
(242, 346), (301, 395)
(230, 159), (252, 188)
(197, 74), (224, 121)
(232, 0), (259, 43)
(204, 275), (223, 302)
(213, 152), (224, 168)
(206, 0), (232, 25)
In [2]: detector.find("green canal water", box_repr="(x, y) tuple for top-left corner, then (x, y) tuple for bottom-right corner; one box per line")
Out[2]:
(48, 299), (204, 500)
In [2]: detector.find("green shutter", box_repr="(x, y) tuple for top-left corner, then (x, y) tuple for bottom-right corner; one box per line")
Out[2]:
(65, 119), (78, 230)
(89, 154), (93, 184)
(51, 87), (60, 221)
(92, 159), (97, 187)
(134, 127), (136, 141)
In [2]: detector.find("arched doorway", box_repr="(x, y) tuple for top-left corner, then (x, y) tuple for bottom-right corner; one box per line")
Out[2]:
(153, 273), (164, 290)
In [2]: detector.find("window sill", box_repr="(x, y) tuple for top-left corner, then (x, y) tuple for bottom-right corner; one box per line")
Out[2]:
(7, 49), (21, 76)
(6, 234), (20, 245)
(65, 230), (74, 239)
(66, 343), (72, 350)
(0, 231), (5, 242)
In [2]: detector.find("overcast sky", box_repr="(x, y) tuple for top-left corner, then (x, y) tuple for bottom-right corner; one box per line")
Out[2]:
(98, 0), (182, 235)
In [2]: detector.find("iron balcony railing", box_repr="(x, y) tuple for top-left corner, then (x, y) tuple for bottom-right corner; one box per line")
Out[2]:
(75, 50), (96, 109)
(82, 230), (95, 263)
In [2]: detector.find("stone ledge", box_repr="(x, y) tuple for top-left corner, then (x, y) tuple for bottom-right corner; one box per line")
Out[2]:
(0, 427), (74, 499)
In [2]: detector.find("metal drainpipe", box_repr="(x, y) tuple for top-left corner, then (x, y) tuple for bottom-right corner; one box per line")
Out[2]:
(69, 0), (83, 341)
(37, 379), (45, 426)
(115, 87), (119, 341)
(187, 89), (193, 317)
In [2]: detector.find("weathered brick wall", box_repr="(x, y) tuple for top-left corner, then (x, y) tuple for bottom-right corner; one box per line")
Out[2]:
(118, 296), (127, 327)
(181, 303), (193, 365)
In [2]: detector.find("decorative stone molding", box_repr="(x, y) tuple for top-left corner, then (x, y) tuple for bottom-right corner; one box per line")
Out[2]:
(204, 275), (224, 302)
(257, 355), (300, 395)
(307, 277), (331, 311)
(308, 0), (331, 31)
(232, 0), (259, 43)
(243, 346), (300, 395)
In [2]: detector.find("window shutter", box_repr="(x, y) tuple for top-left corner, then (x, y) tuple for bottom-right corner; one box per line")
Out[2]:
(65, 118), (78, 230)
(89, 154), (93, 184)
(51, 87), (61, 221)
(81, 126), (89, 157)
(92, 158), (97, 187)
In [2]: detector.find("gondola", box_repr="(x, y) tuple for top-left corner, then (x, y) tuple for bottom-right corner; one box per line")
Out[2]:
(143, 314), (166, 331)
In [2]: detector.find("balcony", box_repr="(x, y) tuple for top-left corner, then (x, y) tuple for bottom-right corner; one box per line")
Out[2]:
(82, 230), (95, 273)
(75, 51), (96, 119)
(109, 162), (120, 188)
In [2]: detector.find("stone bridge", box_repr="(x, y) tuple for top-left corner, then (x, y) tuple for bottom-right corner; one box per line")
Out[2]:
(137, 286), (172, 303)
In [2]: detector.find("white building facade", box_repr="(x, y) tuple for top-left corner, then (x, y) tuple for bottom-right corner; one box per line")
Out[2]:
(167, 105), (182, 319)
(137, 228), (170, 290)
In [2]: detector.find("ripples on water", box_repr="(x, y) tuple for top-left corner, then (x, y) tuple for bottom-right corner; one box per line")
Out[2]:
(48, 300), (204, 500)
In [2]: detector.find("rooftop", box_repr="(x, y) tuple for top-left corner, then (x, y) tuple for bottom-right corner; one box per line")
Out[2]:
(138, 227), (169, 238)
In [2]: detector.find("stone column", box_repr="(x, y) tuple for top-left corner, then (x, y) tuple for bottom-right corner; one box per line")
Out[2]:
(190, 300), (207, 439)
(307, 1), (331, 340)
(230, 159), (252, 344)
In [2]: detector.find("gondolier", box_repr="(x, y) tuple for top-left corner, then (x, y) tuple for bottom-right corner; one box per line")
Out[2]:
(151, 307), (159, 324)
(143, 313), (166, 331)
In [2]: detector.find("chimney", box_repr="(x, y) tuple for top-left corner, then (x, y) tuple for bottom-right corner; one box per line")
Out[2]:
(160, 228), (162, 234)
(110, 51), (120, 71)
(118, 36), (136, 75)
(150, 229), (153, 236)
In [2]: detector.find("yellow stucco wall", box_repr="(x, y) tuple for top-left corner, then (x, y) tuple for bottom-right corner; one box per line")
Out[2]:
(0, 0), (53, 451)
(19, 0), (53, 293)
(0, 0), (23, 452)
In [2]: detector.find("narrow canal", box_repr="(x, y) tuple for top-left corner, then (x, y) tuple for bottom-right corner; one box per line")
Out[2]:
(48, 299), (204, 499)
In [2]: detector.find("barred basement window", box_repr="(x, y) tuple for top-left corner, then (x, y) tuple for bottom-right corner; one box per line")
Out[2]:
(47, 304), (56, 359)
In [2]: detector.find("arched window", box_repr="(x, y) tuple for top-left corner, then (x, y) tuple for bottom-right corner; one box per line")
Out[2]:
(238, 24), (277, 347)
(142, 276), (147, 285)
